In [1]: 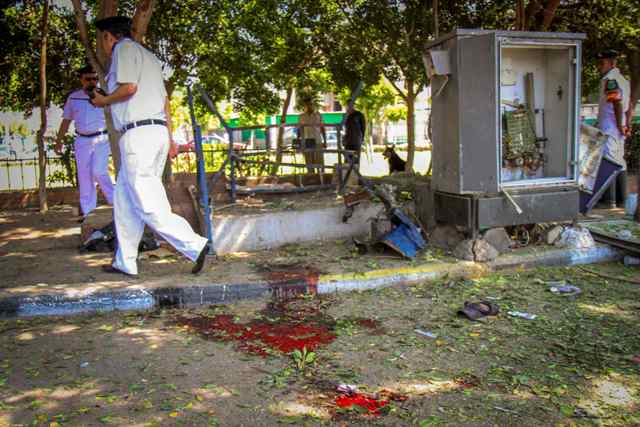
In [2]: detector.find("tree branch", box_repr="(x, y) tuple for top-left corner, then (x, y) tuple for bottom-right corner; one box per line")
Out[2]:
(69, 0), (104, 76)
(384, 74), (408, 102)
(540, 0), (561, 31)
(132, 0), (156, 43)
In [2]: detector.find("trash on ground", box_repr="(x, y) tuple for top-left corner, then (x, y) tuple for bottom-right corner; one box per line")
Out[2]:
(623, 256), (640, 266)
(508, 311), (537, 320)
(549, 285), (582, 295)
(555, 226), (595, 249)
(457, 301), (499, 321)
(336, 384), (359, 394)
(80, 361), (89, 368)
(414, 329), (438, 339)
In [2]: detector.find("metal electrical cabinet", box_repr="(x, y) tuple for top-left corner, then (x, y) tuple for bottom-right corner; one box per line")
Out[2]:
(424, 29), (586, 234)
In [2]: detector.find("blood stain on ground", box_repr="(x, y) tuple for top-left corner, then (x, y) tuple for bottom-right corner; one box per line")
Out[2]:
(172, 286), (385, 360)
(173, 313), (335, 356)
(335, 393), (389, 416)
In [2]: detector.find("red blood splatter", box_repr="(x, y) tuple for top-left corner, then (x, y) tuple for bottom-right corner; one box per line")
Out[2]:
(174, 314), (336, 356)
(335, 393), (388, 416)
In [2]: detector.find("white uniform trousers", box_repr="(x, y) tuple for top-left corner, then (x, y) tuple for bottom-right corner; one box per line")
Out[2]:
(112, 125), (208, 275)
(74, 135), (115, 216)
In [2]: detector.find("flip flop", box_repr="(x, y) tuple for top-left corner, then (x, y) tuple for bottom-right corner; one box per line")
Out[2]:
(458, 301), (500, 320)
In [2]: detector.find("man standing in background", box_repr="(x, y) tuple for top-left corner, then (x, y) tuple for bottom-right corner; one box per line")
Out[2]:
(90, 16), (209, 276)
(55, 65), (114, 219)
(343, 104), (366, 169)
(596, 50), (631, 207)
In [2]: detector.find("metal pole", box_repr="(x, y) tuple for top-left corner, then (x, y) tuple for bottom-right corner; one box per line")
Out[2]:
(187, 85), (215, 255)
(195, 85), (237, 203)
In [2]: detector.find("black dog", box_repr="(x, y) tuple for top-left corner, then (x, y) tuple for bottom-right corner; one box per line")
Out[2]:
(382, 145), (406, 174)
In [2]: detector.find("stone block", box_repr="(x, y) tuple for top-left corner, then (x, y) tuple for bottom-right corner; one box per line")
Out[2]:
(482, 227), (512, 253)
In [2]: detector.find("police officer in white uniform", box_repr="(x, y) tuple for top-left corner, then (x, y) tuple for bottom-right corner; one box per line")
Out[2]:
(90, 16), (209, 276)
(596, 50), (631, 206)
(55, 65), (114, 218)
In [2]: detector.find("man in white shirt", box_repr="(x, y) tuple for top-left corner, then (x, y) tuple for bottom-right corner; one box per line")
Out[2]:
(90, 16), (209, 276)
(55, 65), (114, 218)
(596, 50), (631, 206)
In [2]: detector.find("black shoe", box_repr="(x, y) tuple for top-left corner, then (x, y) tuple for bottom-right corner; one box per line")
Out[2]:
(192, 244), (211, 275)
(101, 264), (137, 277)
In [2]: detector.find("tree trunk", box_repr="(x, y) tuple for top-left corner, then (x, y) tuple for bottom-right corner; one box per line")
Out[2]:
(540, 0), (561, 30)
(37, 0), (49, 213)
(70, 0), (155, 176)
(405, 79), (415, 172)
(271, 86), (293, 176)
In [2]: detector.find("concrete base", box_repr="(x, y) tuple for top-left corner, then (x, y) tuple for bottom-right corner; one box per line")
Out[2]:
(212, 203), (381, 254)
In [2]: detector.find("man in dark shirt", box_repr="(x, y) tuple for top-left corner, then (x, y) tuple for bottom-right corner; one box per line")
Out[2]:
(343, 105), (366, 168)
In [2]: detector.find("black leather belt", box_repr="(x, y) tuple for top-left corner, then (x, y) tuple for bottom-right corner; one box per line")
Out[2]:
(76, 129), (108, 138)
(121, 119), (167, 134)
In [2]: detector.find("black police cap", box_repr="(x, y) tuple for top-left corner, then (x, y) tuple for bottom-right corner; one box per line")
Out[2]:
(76, 64), (95, 75)
(597, 50), (618, 60)
(94, 16), (132, 34)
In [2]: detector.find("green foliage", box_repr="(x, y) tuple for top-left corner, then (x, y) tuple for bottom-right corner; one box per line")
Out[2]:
(552, 0), (640, 98)
(46, 134), (76, 187)
(624, 124), (640, 174)
(0, 2), (84, 113)
(291, 347), (316, 371)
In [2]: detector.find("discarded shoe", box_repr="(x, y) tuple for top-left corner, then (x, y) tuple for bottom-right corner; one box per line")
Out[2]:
(458, 301), (499, 321)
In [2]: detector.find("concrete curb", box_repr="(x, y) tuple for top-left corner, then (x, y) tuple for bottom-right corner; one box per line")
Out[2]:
(0, 245), (624, 318)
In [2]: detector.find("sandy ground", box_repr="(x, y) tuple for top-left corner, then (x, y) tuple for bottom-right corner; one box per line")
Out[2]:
(0, 264), (639, 426)
(0, 204), (450, 294)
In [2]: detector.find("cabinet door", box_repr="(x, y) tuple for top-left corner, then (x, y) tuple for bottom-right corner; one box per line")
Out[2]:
(458, 33), (499, 194)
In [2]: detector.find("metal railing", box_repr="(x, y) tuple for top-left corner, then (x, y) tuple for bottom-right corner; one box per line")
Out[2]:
(0, 156), (75, 192)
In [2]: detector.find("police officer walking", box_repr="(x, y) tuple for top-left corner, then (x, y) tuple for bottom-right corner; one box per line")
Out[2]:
(90, 16), (209, 276)
(596, 50), (631, 206)
(55, 65), (114, 218)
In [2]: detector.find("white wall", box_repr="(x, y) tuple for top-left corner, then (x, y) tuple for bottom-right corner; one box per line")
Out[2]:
(0, 106), (65, 160)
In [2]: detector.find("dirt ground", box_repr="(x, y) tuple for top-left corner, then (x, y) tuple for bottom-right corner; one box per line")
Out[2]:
(0, 264), (639, 426)
(0, 205), (450, 293)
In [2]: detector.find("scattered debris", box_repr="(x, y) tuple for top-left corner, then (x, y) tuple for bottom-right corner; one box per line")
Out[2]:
(546, 225), (564, 245)
(79, 361), (89, 368)
(336, 384), (359, 394)
(623, 255), (640, 266)
(555, 226), (595, 249)
(493, 406), (519, 416)
(458, 301), (499, 321)
(414, 329), (438, 339)
(343, 163), (426, 258)
(508, 311), (537, 320)
(453, 238), (499, 262)
(617, 229), (633, 239)
(549, 285), (582, 296)
(482, 228), (513, 253)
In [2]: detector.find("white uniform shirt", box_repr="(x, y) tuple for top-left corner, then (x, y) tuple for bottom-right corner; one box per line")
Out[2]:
(62, 89), (107, 134)
(106, 38), (167, 131)
(597, 67), (630, 167)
